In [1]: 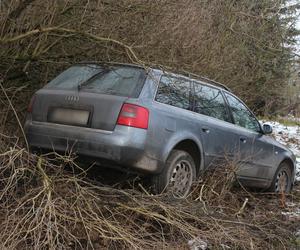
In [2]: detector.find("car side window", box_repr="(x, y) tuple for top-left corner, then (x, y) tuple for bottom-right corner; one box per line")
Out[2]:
(193, 83), (229, 122)
(155, 75), (191, 110)
(224, 93), (261, 132)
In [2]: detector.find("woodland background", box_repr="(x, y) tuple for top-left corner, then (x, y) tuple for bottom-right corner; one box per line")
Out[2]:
(0, 1), (300, 249)
(1, 0), (300, 134)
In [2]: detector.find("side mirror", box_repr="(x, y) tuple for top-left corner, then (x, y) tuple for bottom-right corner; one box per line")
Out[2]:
(262, 124), (273, 134)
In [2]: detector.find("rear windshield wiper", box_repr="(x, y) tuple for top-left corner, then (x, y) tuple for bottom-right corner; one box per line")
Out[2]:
(77, 67), (111, 91)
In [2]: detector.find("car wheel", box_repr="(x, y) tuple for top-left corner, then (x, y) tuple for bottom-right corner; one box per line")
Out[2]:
(152, 150), (196, 198)
(269, 162), (292, 193)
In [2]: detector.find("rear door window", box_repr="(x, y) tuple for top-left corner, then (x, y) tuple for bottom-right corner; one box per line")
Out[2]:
(193, 83), (230, 122)
(224, 93), (261, 132)
(155, 75), (192, 110)
(46, 65), (146, 98)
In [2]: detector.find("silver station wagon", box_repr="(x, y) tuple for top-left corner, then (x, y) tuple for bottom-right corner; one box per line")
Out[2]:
(24, 62), (296, 197)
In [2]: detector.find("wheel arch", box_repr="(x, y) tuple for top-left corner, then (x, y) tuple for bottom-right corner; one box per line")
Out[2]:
(268, 157), (295, 192)
(163, 136), (204, 176)
(280, 157), (296, 180)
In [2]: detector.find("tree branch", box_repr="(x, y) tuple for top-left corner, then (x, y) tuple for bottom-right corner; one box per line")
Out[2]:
(0, 27), (141, 64)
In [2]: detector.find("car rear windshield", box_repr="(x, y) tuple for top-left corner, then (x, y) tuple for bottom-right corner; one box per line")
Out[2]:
(45, 64), (146, 98)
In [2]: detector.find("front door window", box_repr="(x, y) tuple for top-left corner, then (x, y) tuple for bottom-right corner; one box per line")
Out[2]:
(224, 93), (261, 132)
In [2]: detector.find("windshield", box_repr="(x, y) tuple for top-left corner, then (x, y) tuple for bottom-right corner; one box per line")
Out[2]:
(45, 64), (146, 98)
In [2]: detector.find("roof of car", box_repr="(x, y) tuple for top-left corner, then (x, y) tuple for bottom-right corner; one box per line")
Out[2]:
(76, 61), (231, 92)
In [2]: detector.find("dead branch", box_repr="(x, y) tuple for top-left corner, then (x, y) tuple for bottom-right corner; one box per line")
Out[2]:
(0, 27), (142, 64)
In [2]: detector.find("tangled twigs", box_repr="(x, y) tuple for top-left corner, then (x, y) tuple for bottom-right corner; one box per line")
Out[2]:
(0, 78), (29, 150)
(0, 141), (298, 249)
(0, 27), (143, 64)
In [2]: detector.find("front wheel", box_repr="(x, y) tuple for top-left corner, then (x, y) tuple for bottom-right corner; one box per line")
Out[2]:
(269, 162), (292, 193)
(151, 150), (196, 198)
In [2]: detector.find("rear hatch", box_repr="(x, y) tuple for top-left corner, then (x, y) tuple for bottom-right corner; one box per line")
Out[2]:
(31, 64), (146, 131)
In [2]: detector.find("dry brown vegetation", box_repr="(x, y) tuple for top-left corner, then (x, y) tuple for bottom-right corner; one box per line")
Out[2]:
(1, 0), (299, 120)
(0, 139), (299, 249)
(1, 0), (300, 249)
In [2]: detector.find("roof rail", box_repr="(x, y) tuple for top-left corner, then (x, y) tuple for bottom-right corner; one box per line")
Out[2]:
(76, 61), (144, 69)
(75, 62), (231, 91)
(182, 70), (231, 92)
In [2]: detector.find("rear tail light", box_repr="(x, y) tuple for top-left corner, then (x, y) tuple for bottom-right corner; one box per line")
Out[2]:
(117, 103), (149, 129)
(27, 95), (36, 113)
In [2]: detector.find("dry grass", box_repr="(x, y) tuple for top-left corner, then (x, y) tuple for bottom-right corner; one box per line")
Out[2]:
(0, 137), (299, 249)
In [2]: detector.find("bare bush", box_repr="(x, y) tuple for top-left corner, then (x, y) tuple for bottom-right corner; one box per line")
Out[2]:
(0, 1), (299, 249)
(0, 0), (298, 122)
(0, 138), (298, 249)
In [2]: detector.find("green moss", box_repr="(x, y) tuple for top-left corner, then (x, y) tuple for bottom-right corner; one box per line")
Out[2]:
(259, 116), (300, 126)
(276, 118), (300, 127)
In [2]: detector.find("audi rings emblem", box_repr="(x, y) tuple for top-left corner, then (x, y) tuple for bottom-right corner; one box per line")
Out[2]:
(65, 95), (79, 102)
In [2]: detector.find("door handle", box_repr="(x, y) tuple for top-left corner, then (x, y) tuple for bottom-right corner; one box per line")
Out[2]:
(202, 127), (210, 134)
(240, 137), (247, 144)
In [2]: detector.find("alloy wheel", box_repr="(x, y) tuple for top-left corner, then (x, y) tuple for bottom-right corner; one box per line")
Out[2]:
(275, 170), (289, 192)
(169, 160), (193, 198)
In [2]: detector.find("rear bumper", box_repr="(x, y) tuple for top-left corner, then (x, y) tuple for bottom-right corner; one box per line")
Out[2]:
(24, 119), (162, 173)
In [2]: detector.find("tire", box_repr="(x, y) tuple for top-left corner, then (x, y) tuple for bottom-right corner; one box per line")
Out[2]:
(269, 162), (292, 193)
(152, 150), (196, 198)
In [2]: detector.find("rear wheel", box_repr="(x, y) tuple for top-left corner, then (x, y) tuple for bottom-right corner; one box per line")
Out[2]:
(269, 162), (292, 193)
(152, 150), (196, 198)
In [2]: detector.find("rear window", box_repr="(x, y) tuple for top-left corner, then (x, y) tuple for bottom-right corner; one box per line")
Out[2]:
(45, 64), (146, 97)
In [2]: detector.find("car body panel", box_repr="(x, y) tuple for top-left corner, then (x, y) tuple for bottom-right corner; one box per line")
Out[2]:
(24, 63), (297, 189)
(32, 89), (129, 131)
(25, 119), (163, 173)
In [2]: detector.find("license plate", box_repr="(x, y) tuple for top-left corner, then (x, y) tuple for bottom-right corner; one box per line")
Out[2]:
(48, 108), (90, 126)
